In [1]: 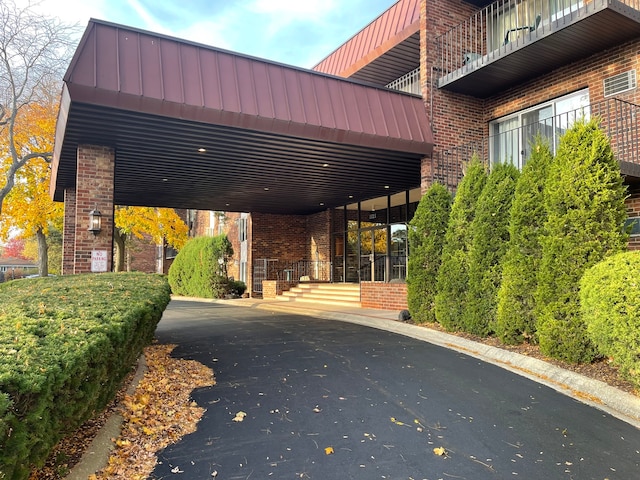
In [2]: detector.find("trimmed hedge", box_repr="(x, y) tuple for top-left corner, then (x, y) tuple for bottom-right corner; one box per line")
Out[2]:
(535, 119), (628, 363)
(581, 251), (640, 389)
(435, 156), (487, 331)
(495, 139), (553, 344)
(464, 162), (519, 336)
(168, 235), (234, 298)
(0, 272), (171, 480)
(407, 183), (452, 323)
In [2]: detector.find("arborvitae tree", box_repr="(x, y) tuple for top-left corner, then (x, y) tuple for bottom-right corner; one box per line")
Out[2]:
(407, 183), (452, 323)
(168, 234), (234, 298)
(535, 119), (628, 363)
(434, 155), (487, 331)
(495, 139), (553, 344)
(463, 162), (519, 336)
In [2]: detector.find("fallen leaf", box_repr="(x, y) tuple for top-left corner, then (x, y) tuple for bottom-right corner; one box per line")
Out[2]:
(433, 446), (447, 456)
(233, 411), (247, 422)
(325, 446), (334, 455)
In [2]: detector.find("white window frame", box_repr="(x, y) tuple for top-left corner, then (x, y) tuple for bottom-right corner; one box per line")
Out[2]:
(489, 88), (590, 169)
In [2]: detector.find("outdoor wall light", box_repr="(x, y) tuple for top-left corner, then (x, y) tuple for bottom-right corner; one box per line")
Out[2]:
(88, 207), (102, 235)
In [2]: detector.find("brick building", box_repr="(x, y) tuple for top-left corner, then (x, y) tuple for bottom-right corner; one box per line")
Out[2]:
(51, 0), (640, 309)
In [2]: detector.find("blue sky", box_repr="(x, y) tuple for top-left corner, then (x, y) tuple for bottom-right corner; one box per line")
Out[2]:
(21, 0), (398, 68)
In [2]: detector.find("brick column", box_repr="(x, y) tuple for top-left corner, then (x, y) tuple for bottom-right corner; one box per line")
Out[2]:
(73, 145), (115, 274)
(420, 155), (434, 194)
(62, 187), (76, 275)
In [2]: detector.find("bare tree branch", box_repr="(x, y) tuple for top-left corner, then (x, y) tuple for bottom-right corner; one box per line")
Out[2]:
(0, 0), (79, 216)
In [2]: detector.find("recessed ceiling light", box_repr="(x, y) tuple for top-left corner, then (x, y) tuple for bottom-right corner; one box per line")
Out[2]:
(198, 148), (206, 153)
(322, 163), (329, 167)
(384, 185), (390, 189)
(162, 178), (168, 182)
(320, 202), (324, 206)
(264, 187), (270, 191)
(348, 195), (353, 199)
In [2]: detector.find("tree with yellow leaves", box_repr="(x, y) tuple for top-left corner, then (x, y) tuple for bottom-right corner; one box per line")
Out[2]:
(0, 100), (63, 275)
(0, 0), (77, 215)
(114, 206), (189, 272)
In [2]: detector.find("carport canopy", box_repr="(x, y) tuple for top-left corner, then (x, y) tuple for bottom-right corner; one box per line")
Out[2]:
(51, 20), (433, 215)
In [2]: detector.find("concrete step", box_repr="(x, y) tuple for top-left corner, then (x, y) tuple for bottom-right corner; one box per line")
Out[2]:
(277, 283), (361, 307)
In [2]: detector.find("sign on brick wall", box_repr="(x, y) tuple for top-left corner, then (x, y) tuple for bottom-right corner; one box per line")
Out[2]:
(91, 250), (108, 272)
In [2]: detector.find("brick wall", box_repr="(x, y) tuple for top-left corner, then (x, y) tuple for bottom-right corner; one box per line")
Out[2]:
(361, 281), (408, 310)
(127, 234), (158, 272)
(262, 280), (277, 299)
(306, 210), (331, 262)
(420, 1), (640, 177)
(73, 145), (115, 274)
(484, 40), (640, 123)
(62, 187), (76, 275)
(251, 213), (307, 262)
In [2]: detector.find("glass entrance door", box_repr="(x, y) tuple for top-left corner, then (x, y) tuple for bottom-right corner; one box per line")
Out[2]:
(359, 227), (387, 282)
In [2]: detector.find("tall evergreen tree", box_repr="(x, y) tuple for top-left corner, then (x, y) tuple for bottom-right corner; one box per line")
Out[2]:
(407, 183), (452, 323)
(463, 162), (519, 336)
(434, 155), (487, 331)
(535, 119), (628, 363)
(495, 139), (553, 344)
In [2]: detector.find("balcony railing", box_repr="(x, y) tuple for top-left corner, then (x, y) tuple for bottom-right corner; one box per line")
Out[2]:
(386, 67), (421, 95)
(430, 98), (640, 190)
(435, 0), (640, 90)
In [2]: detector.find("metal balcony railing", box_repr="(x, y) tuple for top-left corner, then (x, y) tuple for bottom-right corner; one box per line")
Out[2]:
(386, 67), (421, 95)
(435, 0), (640, 81)
(430, 98), (640, 191)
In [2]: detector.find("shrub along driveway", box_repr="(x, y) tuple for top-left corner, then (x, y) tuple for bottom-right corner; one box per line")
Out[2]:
(152, 299), (640, 479)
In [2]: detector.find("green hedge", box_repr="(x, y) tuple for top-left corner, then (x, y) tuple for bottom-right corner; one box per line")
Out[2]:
(581, 251), (640, 389)
(407, 183), (452, 323)
(464, 162), (519, 336)
(535, 119), (627, 363)
(495, 139), (552, 344)
(168, 235), (234, 298)
(0, 272), (171, 480)
(435, 156), (487, 331)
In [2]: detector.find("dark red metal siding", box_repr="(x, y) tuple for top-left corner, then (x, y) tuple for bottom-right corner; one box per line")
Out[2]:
(313, 0), (419, 78)
(62, 20), (432, 154)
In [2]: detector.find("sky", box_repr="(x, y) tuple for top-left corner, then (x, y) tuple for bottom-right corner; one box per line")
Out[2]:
(17, 0), (399, 69)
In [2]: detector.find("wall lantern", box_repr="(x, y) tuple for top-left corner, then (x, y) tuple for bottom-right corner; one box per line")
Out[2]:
(88, 207), (102, 235)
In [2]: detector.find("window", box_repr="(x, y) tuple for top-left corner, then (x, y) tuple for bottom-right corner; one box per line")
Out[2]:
(490, 89), (589, 169)
(625, 217), (640, 236)
(238, 217), (248, 242)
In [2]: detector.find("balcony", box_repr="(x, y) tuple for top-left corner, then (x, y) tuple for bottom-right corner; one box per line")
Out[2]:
(429, 98), (640, 189)
(436, 0), (640, 98)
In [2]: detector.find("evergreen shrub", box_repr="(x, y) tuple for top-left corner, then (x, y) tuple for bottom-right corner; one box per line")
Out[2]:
(168, 235), (234, 298)
(407, 183), (452, 323)
(580, 251), (640, 389)
(435, 156), (487, 331)
(495, 139), (553, 344)
(463, 162), (519, 336)
(535, 119), (628, 363)
(0, 272), (170, 480)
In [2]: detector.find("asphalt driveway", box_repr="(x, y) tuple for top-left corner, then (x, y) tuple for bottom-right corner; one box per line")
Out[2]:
(151, 299), (640, 479)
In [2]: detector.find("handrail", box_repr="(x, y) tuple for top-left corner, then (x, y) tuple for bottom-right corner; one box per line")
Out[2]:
(434, 0), (636, 78)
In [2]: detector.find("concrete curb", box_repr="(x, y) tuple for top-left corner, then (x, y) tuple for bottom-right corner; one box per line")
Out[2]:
(65, 355), (148, 479)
